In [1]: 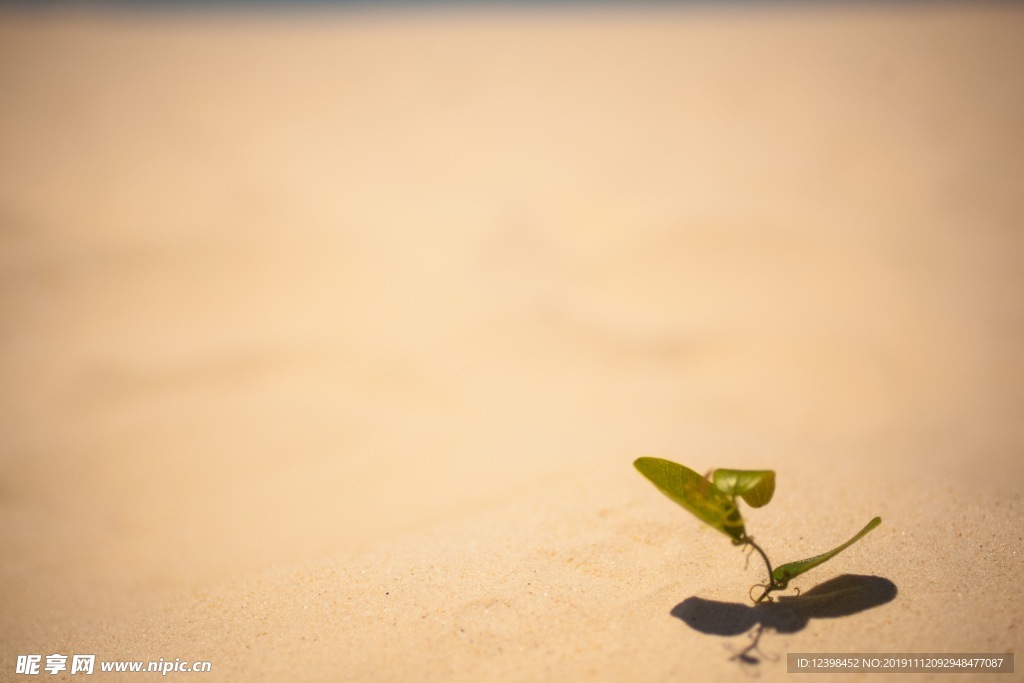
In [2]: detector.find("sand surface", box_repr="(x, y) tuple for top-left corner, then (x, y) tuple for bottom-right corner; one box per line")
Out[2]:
(1, 3), (1022, 681)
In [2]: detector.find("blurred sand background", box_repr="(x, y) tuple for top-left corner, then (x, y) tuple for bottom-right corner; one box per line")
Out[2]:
(1, 2), (1022, 681)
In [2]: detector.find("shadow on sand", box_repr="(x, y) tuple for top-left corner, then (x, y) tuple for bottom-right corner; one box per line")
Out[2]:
(672, 574), (897, 665)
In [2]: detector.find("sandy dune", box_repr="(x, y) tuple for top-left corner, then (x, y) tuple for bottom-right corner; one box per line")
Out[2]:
(1, 3), (1022, 680)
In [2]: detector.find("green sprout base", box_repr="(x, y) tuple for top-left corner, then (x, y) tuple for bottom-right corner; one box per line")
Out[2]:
(634, 457), (881, 604)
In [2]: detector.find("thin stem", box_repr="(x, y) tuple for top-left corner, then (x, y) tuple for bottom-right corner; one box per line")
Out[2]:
(743, 537), (777, 604)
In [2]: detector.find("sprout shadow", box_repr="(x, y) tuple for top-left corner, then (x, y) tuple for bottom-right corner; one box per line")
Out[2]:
(671, 574), (897, 664)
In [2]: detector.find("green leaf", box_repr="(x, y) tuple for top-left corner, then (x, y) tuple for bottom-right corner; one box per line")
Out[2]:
(772, 517), (882, 588)
(711, 469), (776, 508)
(634, 457), (746, 541)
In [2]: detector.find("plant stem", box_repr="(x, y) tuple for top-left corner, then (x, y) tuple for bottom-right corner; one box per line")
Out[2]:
(744, 538), (776, 603)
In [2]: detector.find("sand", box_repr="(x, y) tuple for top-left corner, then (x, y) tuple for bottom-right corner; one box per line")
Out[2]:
(1, 2), (1022, 681)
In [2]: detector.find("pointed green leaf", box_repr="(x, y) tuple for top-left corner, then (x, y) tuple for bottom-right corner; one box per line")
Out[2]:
(711, 469), (776, 508)
(634, 457), (746, 541)
(772, 517), (882, 588)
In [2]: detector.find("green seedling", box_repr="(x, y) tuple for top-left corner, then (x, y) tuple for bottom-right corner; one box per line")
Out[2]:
(634, 457), (881, 603)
